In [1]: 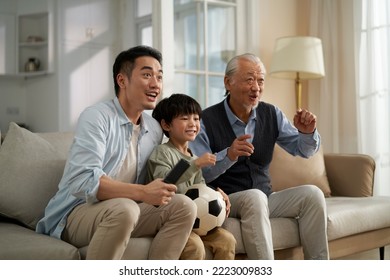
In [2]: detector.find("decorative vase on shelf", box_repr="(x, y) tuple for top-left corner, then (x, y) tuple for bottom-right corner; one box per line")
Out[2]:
(25, 58), (40, 72)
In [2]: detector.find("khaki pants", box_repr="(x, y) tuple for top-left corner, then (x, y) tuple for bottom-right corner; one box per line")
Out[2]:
(227, 185), (329, 260)
(180, 227), (236, 260)
(63, 195), (197, 260)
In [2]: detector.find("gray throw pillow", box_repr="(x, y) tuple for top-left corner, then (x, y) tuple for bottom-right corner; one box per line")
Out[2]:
(0, 122), (69, 229)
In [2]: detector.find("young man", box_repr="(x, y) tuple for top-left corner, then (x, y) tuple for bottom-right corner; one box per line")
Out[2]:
(189, 53), (329, 260)
(36, 46), (197, 260)
(146, 93), (236, 260)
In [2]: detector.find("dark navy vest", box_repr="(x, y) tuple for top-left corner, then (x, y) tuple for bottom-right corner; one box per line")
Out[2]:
(202, 100), (279, 196)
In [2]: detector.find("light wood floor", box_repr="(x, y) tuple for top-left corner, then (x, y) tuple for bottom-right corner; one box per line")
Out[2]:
(335, 245), (390, 260)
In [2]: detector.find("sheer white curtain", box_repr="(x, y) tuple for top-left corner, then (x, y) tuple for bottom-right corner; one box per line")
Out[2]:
(308, 0), (360, 154)
(309, 0), (390, 196)
(356, 0), (390, 196)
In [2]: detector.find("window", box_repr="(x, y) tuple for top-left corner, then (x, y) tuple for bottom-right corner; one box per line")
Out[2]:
(135, 0), (153, 46)
(358, 0), (390, 195)
(173, 0), (236, 108)
(134, 0), (259, 109)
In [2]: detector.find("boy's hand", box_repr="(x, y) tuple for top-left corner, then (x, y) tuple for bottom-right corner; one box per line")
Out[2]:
(217, 187), (231, 217)
(195, 153), (216, 168)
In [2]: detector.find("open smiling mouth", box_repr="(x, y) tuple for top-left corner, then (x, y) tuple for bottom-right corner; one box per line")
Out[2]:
(186, 130), (197, 134)
(146, 92), (158, 99)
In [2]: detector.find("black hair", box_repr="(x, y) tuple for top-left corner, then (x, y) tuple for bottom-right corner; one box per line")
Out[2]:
(152, 93), (202, 137)
(112, 45), (163, 96)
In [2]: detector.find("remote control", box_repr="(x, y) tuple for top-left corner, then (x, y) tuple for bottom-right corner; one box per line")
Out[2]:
(163, 159), (191, 184)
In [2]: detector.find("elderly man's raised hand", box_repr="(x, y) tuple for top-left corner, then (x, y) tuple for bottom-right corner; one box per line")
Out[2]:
(293, 109), (317, 134)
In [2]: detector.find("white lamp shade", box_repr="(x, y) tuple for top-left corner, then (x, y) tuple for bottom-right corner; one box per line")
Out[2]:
(269, 36), (325, 80)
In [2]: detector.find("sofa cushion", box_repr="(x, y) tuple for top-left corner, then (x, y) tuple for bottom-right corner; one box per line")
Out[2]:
(0, 222), (80, 260)
(79, 238), (153, 260)
(0, 122), (71, 229)
(269, 144), (331, 197)
(326, 196), (390, 240)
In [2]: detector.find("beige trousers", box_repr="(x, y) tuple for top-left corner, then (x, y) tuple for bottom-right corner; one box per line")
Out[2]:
(63, 194), (197, 260)
(227, 185), (329, 260)
(180, 227), (236, 260)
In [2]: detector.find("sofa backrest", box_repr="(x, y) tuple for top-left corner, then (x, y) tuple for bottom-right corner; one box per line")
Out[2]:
(269, 144), (331, 197)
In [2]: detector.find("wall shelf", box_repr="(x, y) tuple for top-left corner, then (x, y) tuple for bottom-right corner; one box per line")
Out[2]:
(19, 41), (48, 47)
(17, 12), (50, 74)
(0, 71), (50, 79)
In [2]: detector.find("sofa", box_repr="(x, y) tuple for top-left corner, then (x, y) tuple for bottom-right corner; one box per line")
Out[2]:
(1, 122), (390, 260)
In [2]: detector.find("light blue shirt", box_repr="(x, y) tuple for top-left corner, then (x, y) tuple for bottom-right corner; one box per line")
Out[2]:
(36, 98), (163, 239)
(189, 99), (320, 183)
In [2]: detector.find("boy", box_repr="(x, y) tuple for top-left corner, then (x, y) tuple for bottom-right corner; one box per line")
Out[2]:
(146, 93), (236, 260)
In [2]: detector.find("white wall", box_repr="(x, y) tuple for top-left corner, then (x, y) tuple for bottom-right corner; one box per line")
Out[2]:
(258, 0), (309, 120)
(0, 77), (26, 133)
(57, 0), (120, 131)
(0, 0), (19, 133)
(0, 0), (120, 133)
(0, 0), (58, 133)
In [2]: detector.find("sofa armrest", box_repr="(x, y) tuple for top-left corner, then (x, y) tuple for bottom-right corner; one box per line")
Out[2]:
(324, 153), (375, 197)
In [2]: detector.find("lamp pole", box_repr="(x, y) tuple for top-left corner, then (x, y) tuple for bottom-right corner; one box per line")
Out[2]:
(295, 72), (302, 109)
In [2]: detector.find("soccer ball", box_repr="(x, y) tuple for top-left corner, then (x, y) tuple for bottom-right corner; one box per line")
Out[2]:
(185, 184), (226, 236)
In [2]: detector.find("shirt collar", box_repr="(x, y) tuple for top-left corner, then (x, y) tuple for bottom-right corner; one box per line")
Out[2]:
(223, 97), (257, 126)
(114, 97), (130, 126)
(113, 97), (149, 134)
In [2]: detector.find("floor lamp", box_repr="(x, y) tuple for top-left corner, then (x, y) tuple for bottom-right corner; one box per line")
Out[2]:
(269, 36), (325, 109)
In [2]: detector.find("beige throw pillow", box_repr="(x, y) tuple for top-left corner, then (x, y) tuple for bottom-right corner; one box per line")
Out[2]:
(269, 144), (331, 197)
(0, 123), (70, 229)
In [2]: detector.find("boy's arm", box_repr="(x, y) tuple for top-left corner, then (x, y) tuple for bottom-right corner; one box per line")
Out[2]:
(147, 148), (200, 188)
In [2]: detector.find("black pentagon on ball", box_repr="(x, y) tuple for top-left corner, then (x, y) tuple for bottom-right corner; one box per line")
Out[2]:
(208, 199), (223, 216)
(185, 188), (199, 200)
(193, 217), (200, 229)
